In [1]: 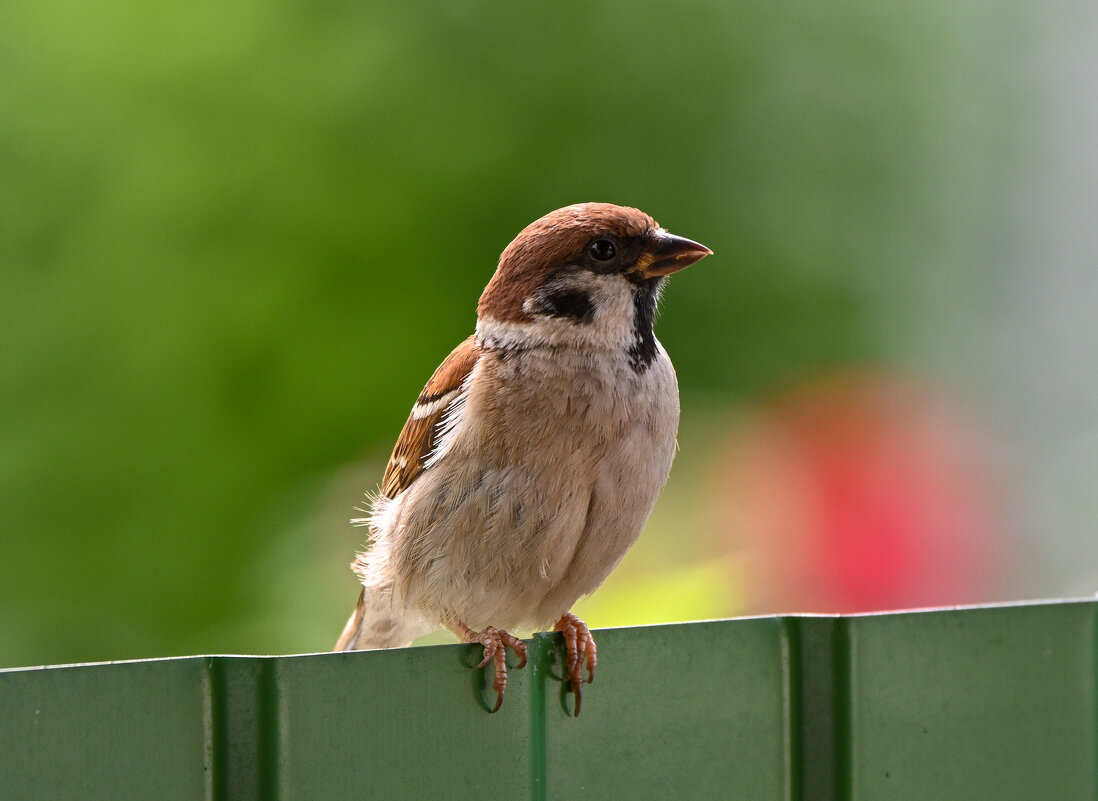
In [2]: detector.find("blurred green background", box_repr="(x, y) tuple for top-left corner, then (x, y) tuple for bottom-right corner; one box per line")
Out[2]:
(4, 0), (1098, 667)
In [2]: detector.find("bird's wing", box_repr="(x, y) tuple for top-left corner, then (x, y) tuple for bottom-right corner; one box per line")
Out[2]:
(379, 335), (482, 499)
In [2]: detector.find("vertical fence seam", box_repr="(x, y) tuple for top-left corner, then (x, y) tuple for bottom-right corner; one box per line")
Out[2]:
(528, 634), (548, 801)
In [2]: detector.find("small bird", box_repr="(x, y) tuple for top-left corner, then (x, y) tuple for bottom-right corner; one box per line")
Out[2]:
(335, 203), (711, 714)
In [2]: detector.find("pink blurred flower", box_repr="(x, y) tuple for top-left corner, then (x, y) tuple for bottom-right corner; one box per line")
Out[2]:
(706, 372), (1006, 614)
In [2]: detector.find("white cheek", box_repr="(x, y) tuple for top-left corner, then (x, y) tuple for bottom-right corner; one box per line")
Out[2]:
(480, 273), (639, 353)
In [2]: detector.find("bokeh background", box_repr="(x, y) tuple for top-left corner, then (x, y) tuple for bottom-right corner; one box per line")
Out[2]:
(3, 0), (1098, 668)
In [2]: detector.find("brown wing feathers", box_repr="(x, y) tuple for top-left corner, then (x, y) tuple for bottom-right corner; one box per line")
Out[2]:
(379, 336), (481, 499)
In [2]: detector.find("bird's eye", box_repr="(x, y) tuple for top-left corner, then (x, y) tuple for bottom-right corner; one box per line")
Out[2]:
(587, 238), (617, 261)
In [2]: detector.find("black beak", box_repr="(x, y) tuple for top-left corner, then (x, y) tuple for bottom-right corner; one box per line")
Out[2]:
(634, 231), (713, 278)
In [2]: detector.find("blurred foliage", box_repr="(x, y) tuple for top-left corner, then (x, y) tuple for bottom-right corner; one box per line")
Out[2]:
(0, 0), (1010, 666)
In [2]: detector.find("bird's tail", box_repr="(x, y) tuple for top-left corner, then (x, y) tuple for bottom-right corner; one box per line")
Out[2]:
(334, 586), (434, 651)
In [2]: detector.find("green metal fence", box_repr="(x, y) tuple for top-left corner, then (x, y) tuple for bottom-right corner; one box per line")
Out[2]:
(2, 600), (1095, 800)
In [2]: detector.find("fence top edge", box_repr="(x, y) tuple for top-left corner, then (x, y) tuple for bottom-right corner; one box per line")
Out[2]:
(3, 596), (1094, 674)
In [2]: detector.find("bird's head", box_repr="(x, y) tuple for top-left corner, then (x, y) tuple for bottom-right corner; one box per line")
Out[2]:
(476, 203), (711, 361)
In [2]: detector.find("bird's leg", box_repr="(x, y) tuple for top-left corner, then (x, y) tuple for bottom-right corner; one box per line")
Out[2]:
(553, 612), (597, 716)
(447, 620), (528, 713)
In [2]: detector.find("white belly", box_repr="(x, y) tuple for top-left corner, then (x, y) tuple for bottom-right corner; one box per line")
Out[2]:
(376, 343), (679, 632)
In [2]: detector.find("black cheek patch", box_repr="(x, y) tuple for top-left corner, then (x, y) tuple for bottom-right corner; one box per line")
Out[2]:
(539, 289), (595, 323)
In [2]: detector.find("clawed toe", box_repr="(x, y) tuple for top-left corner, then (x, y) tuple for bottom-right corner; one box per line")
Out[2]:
(453, 623), (528, 713)
(554, 612), (598, 716)
(448, 615), (596, 715)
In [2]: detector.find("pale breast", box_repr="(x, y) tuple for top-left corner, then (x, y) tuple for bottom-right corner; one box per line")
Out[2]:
(387, 343), (680, 632)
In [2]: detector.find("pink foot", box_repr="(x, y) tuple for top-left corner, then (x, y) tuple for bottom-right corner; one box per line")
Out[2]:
(451, 622), (528, 713)
(554, 612), (597, 716)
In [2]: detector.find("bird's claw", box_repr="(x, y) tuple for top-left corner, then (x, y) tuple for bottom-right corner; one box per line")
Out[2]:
(554, 612), (597, 716)
(469, 626), (527, 713)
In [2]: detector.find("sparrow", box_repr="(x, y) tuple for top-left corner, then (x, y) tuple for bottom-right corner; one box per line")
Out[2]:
(335, 202), (711, 714)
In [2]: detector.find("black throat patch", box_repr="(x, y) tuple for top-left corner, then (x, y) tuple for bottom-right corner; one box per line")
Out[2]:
(537, 288), (595, 323)
(627, 278), (662, 373)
